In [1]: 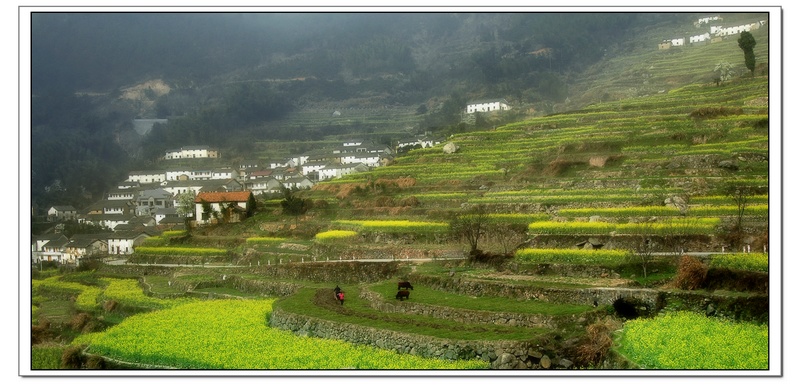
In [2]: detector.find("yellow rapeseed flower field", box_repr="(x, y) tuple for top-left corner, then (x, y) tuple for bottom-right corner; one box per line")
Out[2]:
(73, 299), (489, 369)
(617, 311), (768, 369)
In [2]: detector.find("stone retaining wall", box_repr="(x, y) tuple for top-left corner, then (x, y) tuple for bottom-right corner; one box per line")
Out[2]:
(410, 273), (662, 308)
(408, 273), (769, 323)
(99, 261), (401, 285)
(359, 288), (558, 329)
(269, 306), (575, 370)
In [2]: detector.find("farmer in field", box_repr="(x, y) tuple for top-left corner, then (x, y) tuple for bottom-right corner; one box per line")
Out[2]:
(333, 285), (344, 305)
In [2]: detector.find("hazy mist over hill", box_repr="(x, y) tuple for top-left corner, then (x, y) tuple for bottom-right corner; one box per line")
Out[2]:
(28, 10), (768, 211)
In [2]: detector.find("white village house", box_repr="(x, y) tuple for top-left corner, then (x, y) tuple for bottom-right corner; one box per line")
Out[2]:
(283, 175), (314, 190)
(136, 188), (174, 216)
(465, 99), (511, 114)
(245, 177), (284, 196)
(107, 188), (137, 201)
(32, 234), (68, 263)
(301, 158), (329, 179)
(211, 167), (239, 180)
(63, 237), (108, 264)
(81, 214), (135, 231)
(689, 32), (711, 44)
(47, 206), (77, 222)
(338, 152), (382, 168)
(164, 145), (219, 160)
(166, 168), (193, 181)
(127, 170), (166, 184)
(194, 191), (255, 225)
(397, 135), (443, 151)
(711, 20), (765, 37)
(107, 230), (155, 255)
(318, 162), (369, 181)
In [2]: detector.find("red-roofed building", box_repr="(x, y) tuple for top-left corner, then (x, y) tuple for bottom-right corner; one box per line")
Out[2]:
(194, 191), (256, 225)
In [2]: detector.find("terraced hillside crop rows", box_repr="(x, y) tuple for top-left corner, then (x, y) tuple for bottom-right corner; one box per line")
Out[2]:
(313, 77), (769, 230)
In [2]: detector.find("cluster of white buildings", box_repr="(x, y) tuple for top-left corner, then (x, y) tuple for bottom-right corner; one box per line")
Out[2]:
(126, 140), (396, 192)
(164, 145), (220, 160)
(464, 98), (511, 114)
(33, 139), (400, 264)
(659, 15), (767, 49)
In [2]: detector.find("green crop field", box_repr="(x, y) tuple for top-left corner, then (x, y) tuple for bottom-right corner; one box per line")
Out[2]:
(72, 299), (489, 369)
(616, 311), (768, 369)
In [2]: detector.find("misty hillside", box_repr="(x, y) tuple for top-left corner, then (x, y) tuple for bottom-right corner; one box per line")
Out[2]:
(29, 11), (769, 211)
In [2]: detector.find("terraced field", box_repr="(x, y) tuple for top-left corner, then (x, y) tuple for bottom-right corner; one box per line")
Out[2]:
(33, 254), (768, 371)
(31, 24), (773, 372)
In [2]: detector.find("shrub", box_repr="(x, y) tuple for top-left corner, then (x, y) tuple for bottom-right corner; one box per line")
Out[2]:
(574, 318), (620, 367)
(31, 318), (52, 345)
(398, 196), (420, 207)
(69, 312), (94, 333)
(103, 300), (118, 312)
(544, 159), (586, 176)
(673, 255), (708, 290)
(60, 346), (84, 369)
(84, 355), (106, 369)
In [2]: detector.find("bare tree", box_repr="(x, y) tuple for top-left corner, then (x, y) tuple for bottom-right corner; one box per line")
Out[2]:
(489, 222), (529, 254)
(450, 205), (489, 255)
(662, 217), (700, 257)
(724, 184), (754, 234)
(629, 218), (657, 279)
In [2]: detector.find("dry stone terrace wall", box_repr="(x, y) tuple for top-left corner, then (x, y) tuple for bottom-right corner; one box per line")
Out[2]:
(408, 273), (769, 323)
(268, 305), (577, 370)
(101, 261), (402, 284)
(409, 272), (662, 308)
(359, 288), (561, 329)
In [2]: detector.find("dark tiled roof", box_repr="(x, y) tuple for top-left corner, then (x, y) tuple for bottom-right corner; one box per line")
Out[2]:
(195, 191), (253, 203)
(50, 205), (77, 211)
(65, 237), (104, 248)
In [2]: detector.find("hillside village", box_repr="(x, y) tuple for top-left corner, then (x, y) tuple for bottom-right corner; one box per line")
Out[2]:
(28, 10), (775, 372)
(31, 133), (449, 266)
(658, 15), (767, 49)
(30, 13), (766, 269)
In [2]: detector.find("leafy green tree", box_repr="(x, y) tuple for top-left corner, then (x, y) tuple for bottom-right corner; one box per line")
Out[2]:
(737, 31), (757, 76)
(280, 188), (309, 226)
(200, 200), (214, 223)
(246, 194), (257, 218)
